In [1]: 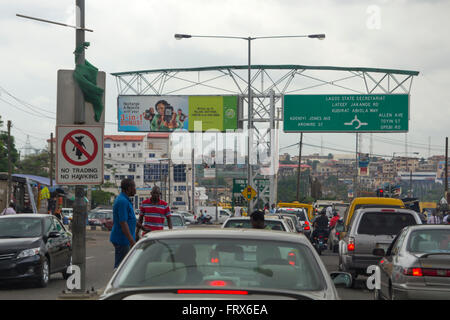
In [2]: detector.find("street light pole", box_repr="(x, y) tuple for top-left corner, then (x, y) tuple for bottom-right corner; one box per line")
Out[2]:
(174, 32), (325, 214)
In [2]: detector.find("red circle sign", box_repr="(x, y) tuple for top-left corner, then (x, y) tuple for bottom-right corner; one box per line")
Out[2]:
(61, 129), (98, 166)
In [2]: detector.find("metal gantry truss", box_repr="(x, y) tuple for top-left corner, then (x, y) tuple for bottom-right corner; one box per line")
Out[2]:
(112, 65), (419, 207)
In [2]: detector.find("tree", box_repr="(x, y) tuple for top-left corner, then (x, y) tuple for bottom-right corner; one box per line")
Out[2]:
(0, 117), (19, 172)
(16, 151), (51, 177)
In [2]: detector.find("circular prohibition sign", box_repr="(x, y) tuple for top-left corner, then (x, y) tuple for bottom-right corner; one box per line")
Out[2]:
(61, 129), (98, 166)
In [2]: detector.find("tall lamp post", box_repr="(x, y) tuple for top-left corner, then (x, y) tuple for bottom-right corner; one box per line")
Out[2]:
(174, 33), (325, 213)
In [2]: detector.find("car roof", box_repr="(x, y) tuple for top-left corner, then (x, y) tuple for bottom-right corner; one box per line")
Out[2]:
(355, 208), (418, 214)
(405, 224), (450, 231)
(0, 214), (49, 219)
(141, 228), (311, 244)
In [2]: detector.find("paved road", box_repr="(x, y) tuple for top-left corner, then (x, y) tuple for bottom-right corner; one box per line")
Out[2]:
(0, 227), (373, 300)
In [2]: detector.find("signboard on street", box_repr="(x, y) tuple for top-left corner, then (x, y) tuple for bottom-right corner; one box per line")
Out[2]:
(56, 126), (104, 185)
(242, 185), (257, 201)
(283, 94), (409, 132)
(118, 95), (238, 132)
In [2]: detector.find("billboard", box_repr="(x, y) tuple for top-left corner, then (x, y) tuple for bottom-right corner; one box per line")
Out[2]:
(118, 95), (238, 132)
(283, 94), (409, 132)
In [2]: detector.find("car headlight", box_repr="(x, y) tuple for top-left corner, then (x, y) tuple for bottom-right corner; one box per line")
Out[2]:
(17, 247), (40, 259)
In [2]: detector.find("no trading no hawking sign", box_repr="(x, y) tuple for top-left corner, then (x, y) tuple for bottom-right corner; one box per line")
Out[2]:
(56, 126), (104, 185)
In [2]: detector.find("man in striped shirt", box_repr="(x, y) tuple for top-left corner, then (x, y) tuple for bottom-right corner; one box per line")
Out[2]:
(137, 186), (172, 237)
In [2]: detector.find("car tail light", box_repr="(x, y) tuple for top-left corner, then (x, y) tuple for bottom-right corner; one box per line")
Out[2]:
(210, 258), (219, 264)
(304, 226), (310, 231)
(336, 232), (340, 236)
(404, 268), (423, 276)
(347, 237), (355, 251)
(304, 221), (309, 225)
(177, 289), (248, 295)
(404, 268), (450, 277)
(208, 280), (227, 287)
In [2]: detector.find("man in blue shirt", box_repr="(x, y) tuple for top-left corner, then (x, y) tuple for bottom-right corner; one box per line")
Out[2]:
(110, 178), (137, 269)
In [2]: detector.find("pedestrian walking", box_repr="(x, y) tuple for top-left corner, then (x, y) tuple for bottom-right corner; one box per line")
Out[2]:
(137, 186), (172, 238)
(269, 204), (276, 214)
(110, 178), (137, 269)
(1, 202), (16, 215)
(234, 206), (241, 217)
(427, 211), (442, 224)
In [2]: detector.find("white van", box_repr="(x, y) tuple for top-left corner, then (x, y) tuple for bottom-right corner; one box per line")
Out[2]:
(195, 206), (232, 223)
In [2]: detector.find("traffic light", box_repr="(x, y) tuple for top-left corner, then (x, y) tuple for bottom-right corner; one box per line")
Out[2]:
(376, 188), (384, 197)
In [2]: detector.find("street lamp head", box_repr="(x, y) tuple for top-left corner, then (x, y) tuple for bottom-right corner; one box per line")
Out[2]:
(308, 34), (326, 40)
(174, 34), (192, 40)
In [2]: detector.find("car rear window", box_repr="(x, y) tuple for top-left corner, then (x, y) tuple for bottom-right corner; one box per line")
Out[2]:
(357, 212), (417, 235)
(224, 220), (286, 231)
(278, 210), (307, 221)
(407, 229), (450, 253)
(113, 238), (326, 293)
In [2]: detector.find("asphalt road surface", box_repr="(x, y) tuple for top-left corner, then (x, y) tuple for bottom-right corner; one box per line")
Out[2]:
(0, 227), (373, 300)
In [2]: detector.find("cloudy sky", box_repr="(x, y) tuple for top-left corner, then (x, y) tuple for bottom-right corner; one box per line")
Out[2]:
(1, 0), (449, 160)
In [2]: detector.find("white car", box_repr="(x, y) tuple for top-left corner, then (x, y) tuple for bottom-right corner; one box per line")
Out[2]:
(175, 211), (196, 225)
(222, 217), (293, 232)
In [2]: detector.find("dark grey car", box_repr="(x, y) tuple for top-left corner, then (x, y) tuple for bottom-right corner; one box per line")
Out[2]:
(339, 208), (422, 280)
(373, 225), (450, 300)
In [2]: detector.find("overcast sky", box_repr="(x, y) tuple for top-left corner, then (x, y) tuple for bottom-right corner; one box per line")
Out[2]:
(1, 0), (449, 160)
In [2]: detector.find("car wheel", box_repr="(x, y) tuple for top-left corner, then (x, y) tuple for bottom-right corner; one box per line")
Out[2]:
(333, 244), (339, 253)
(62, 256), (72, 280)
(36, 256), (50, 288)
(389, 284), (396, 300)
(374, 288), (383, 300)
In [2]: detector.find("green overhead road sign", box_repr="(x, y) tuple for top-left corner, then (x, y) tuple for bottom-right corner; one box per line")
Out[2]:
(232, 178), (270, 194)
(283, 94), (409, 132)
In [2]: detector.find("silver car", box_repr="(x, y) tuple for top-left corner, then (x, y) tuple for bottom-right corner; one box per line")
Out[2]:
(339, 208), (422, 281)
(100, 229), (353, 300)
(222, 217), (292, 232)
(373, 225), (450, 300)
(277, 208), (313, 239)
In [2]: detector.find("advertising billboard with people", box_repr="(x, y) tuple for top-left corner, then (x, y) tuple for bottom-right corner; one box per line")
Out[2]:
(118, 95), (238, 132)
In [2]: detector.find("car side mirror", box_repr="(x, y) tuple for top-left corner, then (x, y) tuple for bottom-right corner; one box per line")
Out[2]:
(48, 231), (61, 238)
(330, 272), (353, 288)
(372, 248), (385, 257)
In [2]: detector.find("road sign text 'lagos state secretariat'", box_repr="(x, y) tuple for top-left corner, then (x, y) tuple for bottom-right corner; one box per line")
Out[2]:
(283, 94), (409, 132)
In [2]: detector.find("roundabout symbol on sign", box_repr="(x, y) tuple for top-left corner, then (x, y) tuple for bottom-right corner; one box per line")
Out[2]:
(61, 129), (98, 166)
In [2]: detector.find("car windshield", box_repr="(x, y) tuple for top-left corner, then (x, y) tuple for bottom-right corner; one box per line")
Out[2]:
(112, 238), (326, 293)
(0, 217), (42, 238)
(407, 229), (450, 253)
(357, 212), (417, 235)
(223, 219), (286, 231)
(278, 209), (306, 221)
(92, 212), (113, 219)
(164, 216), (183, 227)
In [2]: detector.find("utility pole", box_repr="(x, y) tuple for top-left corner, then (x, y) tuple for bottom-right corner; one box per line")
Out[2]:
(168, 159), (171, 208)
(354, 133), (359, 198)
(445, 137), (448, 195)
(72, 0), (87, 293)
(7, 121), (12, 205)
(192, 148), (196, 215)
(296, 133), (303, 201)
(409, 170), (413, 198)
(49, 132), (53, 187)
(215, 133), (218, 222)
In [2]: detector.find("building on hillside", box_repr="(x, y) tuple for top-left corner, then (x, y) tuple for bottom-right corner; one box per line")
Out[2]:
(278, 164), (312, 177)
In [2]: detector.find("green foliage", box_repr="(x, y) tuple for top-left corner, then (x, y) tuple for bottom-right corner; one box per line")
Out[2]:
(0, 118), (19, 172)
(277, 171), (311, 202)
(91, 189), (114, 206)
(16, 151), (51, 177)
